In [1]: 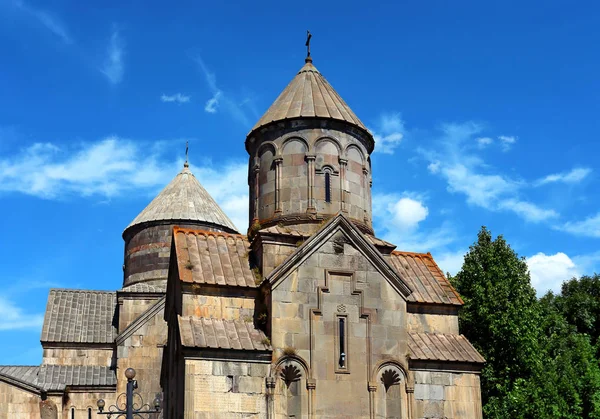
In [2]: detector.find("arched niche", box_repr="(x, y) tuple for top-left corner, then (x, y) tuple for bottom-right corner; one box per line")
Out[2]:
(374, 362), (410, 419)
(282, 137), (309, 154)
(272, 356), (311, 419)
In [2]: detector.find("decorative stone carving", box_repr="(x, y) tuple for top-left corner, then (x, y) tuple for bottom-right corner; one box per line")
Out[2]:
(381, 369), (401, 391)
(280, 364), (302, 388)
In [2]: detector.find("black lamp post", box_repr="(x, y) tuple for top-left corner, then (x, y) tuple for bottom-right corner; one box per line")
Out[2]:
(97, 368), (161, 419)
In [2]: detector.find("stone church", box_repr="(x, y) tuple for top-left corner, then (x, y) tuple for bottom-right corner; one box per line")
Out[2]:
(0, 50), (485, 419)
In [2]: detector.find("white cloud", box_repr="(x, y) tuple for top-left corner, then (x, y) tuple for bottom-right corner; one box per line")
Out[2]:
(371, 113), (405, 154)
(527, 252), (580, 296)
(434, 250), (466, 276)
(536, 167), (592, 186)
(420, 122), (557, 223)
(559, 212), (600, 238)
(161, 93), (190, 104)
(0, 136), (251, 233)
(499, 199), (558, 223)
(390, 197), (428, 231)
(0, 295), (43, 331)
(100, 26), (124, 84)
(194, 56), (253, 125)
(204, 91), (222, 113)
(13, 0), (72, 44)
(476, 137), (493, 148)
(372, 193), (455, 252)
(498, 135), (516, 151)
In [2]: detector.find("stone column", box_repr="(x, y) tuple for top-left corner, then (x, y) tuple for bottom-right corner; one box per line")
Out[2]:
(274, 157), (283, 214)
(252, 164), (260, 223)
(363, 166), (369, 223)
(305, 155), (316, 214)
(307, 378), (316, 418)
(406, 386), (415, 419)
(266, 376), (276, 419)
(339, 158), (348, 213)
(368, 382), (378, 419)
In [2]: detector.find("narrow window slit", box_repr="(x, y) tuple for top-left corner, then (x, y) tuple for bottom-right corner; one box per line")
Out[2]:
(325, 172), (331, 203)
(339, 317), (346, 368)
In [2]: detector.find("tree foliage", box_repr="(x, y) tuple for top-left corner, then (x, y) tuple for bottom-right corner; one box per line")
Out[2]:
(450, 227), (600, 418)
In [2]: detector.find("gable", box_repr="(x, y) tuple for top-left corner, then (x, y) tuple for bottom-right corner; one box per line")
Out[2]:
(266, 214), (412, 299)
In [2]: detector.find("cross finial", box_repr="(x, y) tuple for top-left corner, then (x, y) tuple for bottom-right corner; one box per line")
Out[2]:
(305, 30), (312, 63)
(184, 141), (189, 168)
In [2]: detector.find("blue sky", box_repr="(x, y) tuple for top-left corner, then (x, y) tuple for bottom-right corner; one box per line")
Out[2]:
(1, 0), (599, 365)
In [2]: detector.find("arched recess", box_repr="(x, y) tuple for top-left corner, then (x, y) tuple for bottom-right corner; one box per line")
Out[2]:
(257, 144), (276, 219)
(282, 136), (309, 155)
(372, 361), (411, 419)
(270, 355), (313, 419)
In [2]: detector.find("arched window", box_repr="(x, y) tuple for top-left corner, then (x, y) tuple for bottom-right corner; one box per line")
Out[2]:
(71, 407), (75, 419)
(88, 407), (92, 419)
(375, 364), (408, 419)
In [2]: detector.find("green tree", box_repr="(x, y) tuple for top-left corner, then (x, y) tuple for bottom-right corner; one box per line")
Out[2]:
(449, 227), (543, 418)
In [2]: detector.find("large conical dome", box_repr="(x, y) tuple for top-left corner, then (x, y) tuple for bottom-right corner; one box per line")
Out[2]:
(249, 59), (367, 135)
(125, 165), (238, 234)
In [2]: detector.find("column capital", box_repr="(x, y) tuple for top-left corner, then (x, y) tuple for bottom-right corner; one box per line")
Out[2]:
(273, 157), (283, 164)
(338, 158), (348, 165)
(367, 382), (378, 392)
(305, 154), (316, 161)
(306, 378), (316, 390)
(266, 376), (276, 389)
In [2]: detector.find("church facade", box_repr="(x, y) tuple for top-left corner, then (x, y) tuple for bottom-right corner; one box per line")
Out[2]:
(0, 52), (484, 419)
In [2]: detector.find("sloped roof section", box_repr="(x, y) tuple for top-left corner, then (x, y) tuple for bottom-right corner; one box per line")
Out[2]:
(250, 59), (367, 134)
(258, 225), (396, 249)
(120, 281), (167, 294)
(41, 289), (117, 344)
(389, 252), (463, 306)
(0, 366), (39, 389)
(125, 165), (238, 234)
(174, 228), (256, 288)
(38, 365), (116, 391)
(408, 333), (485, 364)
(178, 316), (271, 351)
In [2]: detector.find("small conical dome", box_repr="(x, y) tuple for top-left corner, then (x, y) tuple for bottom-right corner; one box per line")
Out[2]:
(249, 59), (367, 135)
(124, 165), (238, 234)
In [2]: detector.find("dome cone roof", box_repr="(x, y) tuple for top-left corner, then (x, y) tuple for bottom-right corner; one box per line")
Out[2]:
(249, 58), (368, 135)
(124, 164), (238, 235)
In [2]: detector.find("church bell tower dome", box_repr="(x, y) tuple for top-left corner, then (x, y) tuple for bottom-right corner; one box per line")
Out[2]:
(122, 163), (238, 288)
(245, 50), (375, 235)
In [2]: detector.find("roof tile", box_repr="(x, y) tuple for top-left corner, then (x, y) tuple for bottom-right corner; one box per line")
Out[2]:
(41, 289), (117, 344)
(37, 365), (116, 391)
(178, 317), (271, 351)
(174, 228), (256, 288)
(408, 333), (485, 364)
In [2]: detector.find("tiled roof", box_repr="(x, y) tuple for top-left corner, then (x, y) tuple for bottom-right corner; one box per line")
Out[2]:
(120, 282), (166, 294)
(38, 365), (116, 391)
(408, 333), (485, 364)
(41, 289), (117, 344)
(250, 60), (367, 134)
(125, 165), (238, 234)
(389, 252), (463, 306)
(0, 366), (39, 388)
(178, 316), (271, 351)
(173, 228), (257, 288)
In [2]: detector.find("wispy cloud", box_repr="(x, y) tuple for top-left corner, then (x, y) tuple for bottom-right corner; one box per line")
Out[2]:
(420, 122), (556, 223)
(194, 56), (253, 126)
(0, 136), (251, 232)
(0, 295), (43, 331)
(498, 135), (516, 151)
(476, 137), (493, 148)
(100, 26), (125, 85)
(370, 113), (405, 154)
(535, 167), (592, 186)
(558, 212), (600, 238)
(13, 0), (72, 44)
(161, 93), (191, 104)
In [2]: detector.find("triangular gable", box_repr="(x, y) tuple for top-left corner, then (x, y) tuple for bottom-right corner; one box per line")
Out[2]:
(115, 296), (166, 346)
(265, 213), (413, 299)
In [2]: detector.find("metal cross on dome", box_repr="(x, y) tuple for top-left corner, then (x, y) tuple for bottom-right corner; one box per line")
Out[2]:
(305, 30), (312, 59)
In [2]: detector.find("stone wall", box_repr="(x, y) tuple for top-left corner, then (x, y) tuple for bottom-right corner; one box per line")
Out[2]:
(269, 231), (409, 418)
(42, 347), (114, 367)
(60, 390), (117, 419)
(184, 359), (269, 419)
(116, 306), (166, 412)
(182, 291), (256, 321)
(413, 371), (482, 419)
(119, 295), (164, 332)
(0, 382), (39, 419)
(406, 312), (459, 335)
